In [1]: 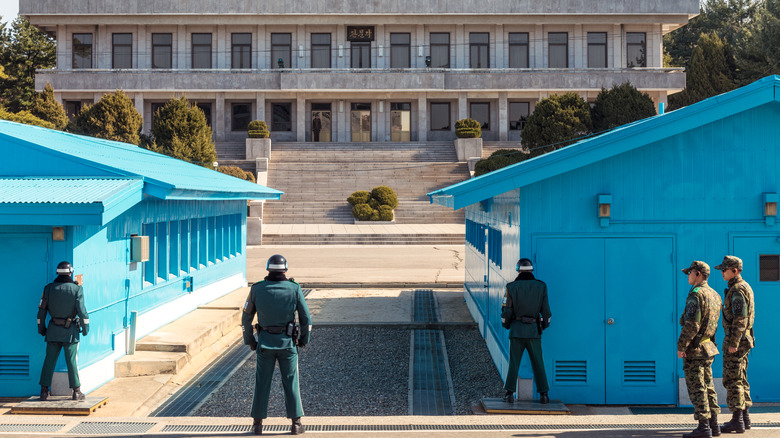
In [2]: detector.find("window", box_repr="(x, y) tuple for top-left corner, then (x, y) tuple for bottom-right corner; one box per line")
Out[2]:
(470, 102), (490, 130)
(232, 33), (251, 69)
(588, 32), (607, 68)
(192, 33), (212, 69)
(508, 32), (529, 68)
(430, 102), (451, 131)
(626, 32), (646, 67)
(179, 220), (189, 275)
(430, 33), (450, 68)
(156, 222), (168, 282)
(760, 255), (780, 281)
(548, 32), (568, 68)
(196, 102), (212, 127)
(469, 33), (489, 68)
(351, 41), (371, 68)
(199, 218), (208, 268)
(465, 219), (486, 254)
(190, 218), (199, 271)
(272, 103), (292, 131)
(143, 223), (156, 285)
(311, 33), (331, 68)
(112, 33), (132, 69)
(152, 33), (173, 69)
(65, 100), (91, 120)
(72, 33), (93, 69)
(216, 216), (224, 261)
(390, 33), (411, 68)
(168, 220), (179, 279)
(488, 227), (502, 268)
(509, 102), (530, 131)
(208, 217), (217, 264)
(271, 33), (291, 69)
(231, 103), (251, 131)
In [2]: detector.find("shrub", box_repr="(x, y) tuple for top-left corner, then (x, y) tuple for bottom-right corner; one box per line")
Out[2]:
(150, 96), (217, 167)
(0, 107), (56, 129)
(591, 83), (656, 132)
(473, 149), (529, 177)
(29, 83), (68, 130)
(368, 198), (381, 210)
(455, 118), (482, 138)
(69, 90), (143, 144)
(370, 185), (399, 209)
(352, 203), (378, 221)
(248, 120), (270, 138)
(347, 190), (371, 206)
(378, 205), (394, 221)
(217, 165), (256, 183)
(520, 92), (592, 157)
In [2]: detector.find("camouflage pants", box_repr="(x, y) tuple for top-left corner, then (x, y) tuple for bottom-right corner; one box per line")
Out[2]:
(683, 357), (720, 420)
(723, 349), (753, 411)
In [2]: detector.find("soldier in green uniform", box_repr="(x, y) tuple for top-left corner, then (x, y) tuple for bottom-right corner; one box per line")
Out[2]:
(714, 255), (755, 434)
(500, 258), (551, 404)
(678, 261), (722, 438)
(242, 254), (311, 436)
(37, 261), (90, 401)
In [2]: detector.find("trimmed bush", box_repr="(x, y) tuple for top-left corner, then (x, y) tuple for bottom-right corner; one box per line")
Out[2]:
(370, 185), (399, 209)
(217, 165), (256, 183)
(248, 120), (270, 138)
(347, 190), (371, 206)
(0, 107), (56, 129)
(378, 205), (394, 221)
(473, 149), (529, 177)
(349, 186), (397, 221)
(352, 203), (378, 221)
(30, 83), (68, 130)
(455, 118), (482, 138)
(69, 90), (143, 145)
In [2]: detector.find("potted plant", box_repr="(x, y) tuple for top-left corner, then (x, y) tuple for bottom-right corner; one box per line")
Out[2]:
(454, 118), (483, 162)
(245, 120), (271, 160)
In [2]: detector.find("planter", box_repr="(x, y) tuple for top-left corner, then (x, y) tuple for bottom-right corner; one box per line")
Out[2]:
(354, 219), (395, 224)
(246, 138), (271, 160)
(454, 137), (483, 162)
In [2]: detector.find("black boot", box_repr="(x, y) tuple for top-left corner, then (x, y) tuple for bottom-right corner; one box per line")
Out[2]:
(683, 419), (712, 438)
(709, 414), (721, 437)
(291, 417), (305, 435)
(742, 407), (751, 430)
(252, 418), (262, 435)
(721, 410), (745, 434)
(40, 386), (49, 402)
(72, 387), (85, 401)
(502, 390), (514, 403)
(539, 392), (550, 404)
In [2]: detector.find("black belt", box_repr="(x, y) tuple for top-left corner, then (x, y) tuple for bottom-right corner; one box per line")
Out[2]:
(516, 316), (537, 324)
(259, 325), (286, 334)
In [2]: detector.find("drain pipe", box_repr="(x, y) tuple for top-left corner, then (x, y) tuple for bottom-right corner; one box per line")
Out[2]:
(128, 310), (138, 355)
(659, 102), (665, 115)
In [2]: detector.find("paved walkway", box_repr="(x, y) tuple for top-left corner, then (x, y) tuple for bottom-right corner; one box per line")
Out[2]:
(262, 223), (465, 235)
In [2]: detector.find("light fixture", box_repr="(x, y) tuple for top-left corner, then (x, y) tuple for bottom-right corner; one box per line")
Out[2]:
(339, 100), (344, 112)
(764, 193), (777, 226)
(298, 45), (304, 58)
(379, 101), (384, 113)
(338, 44), (344, 57)
(598, 194), (611, 227)
(53, 227), (65, 241)
(378, 44), (383, 57)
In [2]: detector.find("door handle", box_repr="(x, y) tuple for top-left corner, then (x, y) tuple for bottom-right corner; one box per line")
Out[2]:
(607, 318), (615, 325)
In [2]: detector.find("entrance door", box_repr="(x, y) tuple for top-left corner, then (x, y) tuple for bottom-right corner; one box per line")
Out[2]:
(351, 103), (371, 142)
(390, 103), (411, 141)
(0, 233), (51, 396)
(311, 104), (331, 142)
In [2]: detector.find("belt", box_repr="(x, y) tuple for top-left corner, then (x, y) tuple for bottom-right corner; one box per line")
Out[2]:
(260, 325), (287, 334)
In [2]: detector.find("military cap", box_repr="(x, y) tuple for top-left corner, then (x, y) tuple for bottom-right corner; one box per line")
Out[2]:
(714, 255), (743, 271)
(681, 260), (710, 276)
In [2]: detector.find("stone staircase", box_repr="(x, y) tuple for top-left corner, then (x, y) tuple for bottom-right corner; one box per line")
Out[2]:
(481, 141), (525, 159)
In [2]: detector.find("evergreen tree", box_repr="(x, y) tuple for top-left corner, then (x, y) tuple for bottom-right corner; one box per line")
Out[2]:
(740, 0), (780, 79)
(150, 96), (217, 167)
(70, 90), (143, 145)
(591, 83), (657, 132)
(520, 92), (592, 157)
(0, 17), (55, 112)
(29, 83), (68, 130)
(668, 32), (738, 109)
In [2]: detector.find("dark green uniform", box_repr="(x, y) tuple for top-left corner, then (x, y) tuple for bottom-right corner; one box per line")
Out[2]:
(501, 274), (551, 394)
(678, 282), (721, 421)
(242, 277), (311, 420)
(37, 277), (89, 389)
(722, 275), (755, 411)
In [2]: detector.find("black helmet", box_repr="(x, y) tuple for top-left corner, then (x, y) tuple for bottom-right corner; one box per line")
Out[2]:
(516, 258), (533, 272)
(266, 254), (288, 272)
(56, 261), (74, 276)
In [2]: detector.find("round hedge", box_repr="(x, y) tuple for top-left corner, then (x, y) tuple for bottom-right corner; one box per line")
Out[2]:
(378, 205), (394, 221)
(352, 204), (378, 221)
(455, 118), (482, 138)
(347, 191), (371, 206)
(371, 186), (398, 209)
(248, 120), (270, 138)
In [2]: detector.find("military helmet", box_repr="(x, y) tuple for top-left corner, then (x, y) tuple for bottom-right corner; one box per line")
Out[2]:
(56, 261), (74, 276)
(266, 254), (288, 272)
(516, 258), (534, 272)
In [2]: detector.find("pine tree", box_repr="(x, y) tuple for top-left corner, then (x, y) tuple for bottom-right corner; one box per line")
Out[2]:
(668, 32), (738, 109)
(150, 97), (217, 168)
(520, 92), (592, 157)
(0, 17), (55, 112)
(70, 90), (143, 145)
(591, 83), (657, 132)
(29, 83), (68, 130)
(740, 0), (780, 80)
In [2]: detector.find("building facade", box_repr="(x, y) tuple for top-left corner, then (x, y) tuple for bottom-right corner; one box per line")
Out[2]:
(23, 1), (696, 154)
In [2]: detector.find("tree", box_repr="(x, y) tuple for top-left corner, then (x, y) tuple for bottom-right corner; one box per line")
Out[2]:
(520, 92), (592, 157)
(591, 83), (657, 132)
(0, 17), (56, 112)
(668, 32), (738, 109)
(149, 97), (217, 167)
(0, 106), (56, 129)
(740, 0), (780, 79)
(70, 90), (143, 145)
(29, 83), (68, 130)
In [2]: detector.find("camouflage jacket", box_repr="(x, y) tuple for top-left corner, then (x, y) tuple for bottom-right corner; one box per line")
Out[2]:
(678, 282), (721, 358)
(722, 276), (755, 351)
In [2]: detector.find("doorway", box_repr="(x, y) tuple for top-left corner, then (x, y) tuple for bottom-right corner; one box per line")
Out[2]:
(311, 103), (331, 142)
(351, 103), (371, 142)
(390, 102), (411, 142)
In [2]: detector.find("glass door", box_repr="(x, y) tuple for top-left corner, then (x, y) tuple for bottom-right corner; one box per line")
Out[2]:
(350, 103), (371, 142)
(390, 102), (411, 141)
(311, 103), (331, 142)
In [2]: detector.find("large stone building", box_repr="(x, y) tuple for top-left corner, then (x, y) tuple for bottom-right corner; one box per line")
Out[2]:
(22, 0), (697, 157)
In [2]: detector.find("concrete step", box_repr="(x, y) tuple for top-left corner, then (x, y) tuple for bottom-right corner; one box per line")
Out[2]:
(261, 234), (465, 245)
(114, 350), (189, 377)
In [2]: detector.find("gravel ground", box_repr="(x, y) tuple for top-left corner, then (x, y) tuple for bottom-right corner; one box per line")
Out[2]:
(443, 327), (505, 414)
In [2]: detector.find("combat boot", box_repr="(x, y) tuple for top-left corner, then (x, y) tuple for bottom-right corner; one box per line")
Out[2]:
(72, 387), (85, 401)
(291, 417), (305, 435)
(682, 419), (712, 438)
(539, 392), (550, 404)
(252, 418), (262, 435)
(502, 390), (514, 403)
(40, 386), (49, 401)
(709, 413), (721, 437)
(742, 408), (751, 430)
(720, 410), (745, 434)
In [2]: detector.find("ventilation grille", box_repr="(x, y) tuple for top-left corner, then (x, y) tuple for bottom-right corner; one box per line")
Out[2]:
(0, 355), (29, 378)
(554, 360), (587, 384)
(624, 361), (656, 384)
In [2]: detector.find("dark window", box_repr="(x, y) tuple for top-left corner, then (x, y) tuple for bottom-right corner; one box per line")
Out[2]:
(430, 33), (450, 68)
(508, 32), (529, 68)
(509, 102), (530, 130)
(232, 103), (252, 131)
(548, 32), (568, 68)
(351, 41), (371, 68)
(469, 33), (489, 68)
(65, 100), (91, 120)
(430, 102), (450, 131)
(112, 33), (132, 69)
(152, 33), (173, 69)
(760, 255), (780, 281)
(72, 33), (93, 69)
(391, 102), (411, 111)
(272, 103), (292, 131)
(192, 33), (212, 69)
(196, 102), (212, 127)
(588, 32), (607, 68)
(311, 33), (331, 68)
(390, 33), (410, 68)
(232, 33), (252, 69)
(627, 32), (646, 67)
(272, 33), (291, 69)
(470, 102), (490, 130)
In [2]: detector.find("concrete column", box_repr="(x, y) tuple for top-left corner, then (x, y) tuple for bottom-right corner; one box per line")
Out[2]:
(177, 25), (186, 69)
(257, 25), (266, 69)
(458, 93), (468, 122)
(652, 24), (662, 68)
(58, 26), (68, 70)
(573, 25), (582, 68)
(498, 92), (508, 141)
(336, 26), (345, 69)
(337, 99), (347, 142)
(417, 94), (427, 142)
(416, 24), (424, 68)
(296, 95), (306, 141)
(494, 25), (503, 69)
(216, 93), (225, 143)
(137, 25), (147, 69)
(455, 25), (465, 68)
(255, 92), (266, 123)
(535, 24), (544, 68)
(613, 24), (622, 68)
(377, 99), (386, 142)
(376, 25), (385, 69)
(98, 25), (109, 69)
(296, 25), (305, 69)
(217, 25), (226, 69)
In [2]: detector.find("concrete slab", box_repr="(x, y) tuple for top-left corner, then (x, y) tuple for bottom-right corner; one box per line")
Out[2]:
(114, 350), (189, 377)
(481, 398), (570, 415)
(10, 396), (109, 416)
(306, 289), (413, 324)
(135, 308), (238, 356)
(435, 290), (473, 323)
(198, 286), (250, 310)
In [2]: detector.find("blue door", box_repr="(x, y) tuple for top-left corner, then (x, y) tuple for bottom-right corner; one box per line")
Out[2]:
(0, 233), (51, 396)
(732, 235), (780, 402)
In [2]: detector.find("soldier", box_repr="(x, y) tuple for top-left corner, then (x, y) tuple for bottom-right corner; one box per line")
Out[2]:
(37, 261), (90, 402)
(714, 255), (755, 434)
(312, 114), (322, 142)
(242, 254), (311, 436)
(678, 261), (722, 438)
(500, 258), (551, 404)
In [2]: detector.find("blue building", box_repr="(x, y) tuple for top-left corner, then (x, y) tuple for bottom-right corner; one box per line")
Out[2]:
(428, 76), (780, 405)
(0, 121), (281, 396)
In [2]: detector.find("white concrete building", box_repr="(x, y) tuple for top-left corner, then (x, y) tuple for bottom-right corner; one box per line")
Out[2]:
(23, 0), (697, 157)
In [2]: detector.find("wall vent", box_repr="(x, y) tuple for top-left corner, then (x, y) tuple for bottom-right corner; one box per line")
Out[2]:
(623, 361), (656, 384)
(0, 355), (29, 378)
(554, 360), (587, 384)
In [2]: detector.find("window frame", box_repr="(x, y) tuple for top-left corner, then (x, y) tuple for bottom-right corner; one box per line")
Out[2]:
(429, 32), (450, 68)
(508, 32), (529, 68)
(626, 32), (647, 68)
(759, 254), (780, 282)
(271, 33), (292, 69)
(508, 101), (530, 131)
(112, 33), (132, 69)
(350, 41), (371, 68)
(191, 33), (213, 69)
(548, 32), (569, 68)
(469, 102), (491, 131)
(72, 33), (93, 69)
(231, 102), (252, 131)
(469, 32), (490, 69)
(271, 102), (293, 132)
(430, 102), (451, 131)
(311, 33), (332, 68)
(390, 33), (411, 68)
(232, 33), (252, 69)
(152, 33), (173, 69)
(587, 32), (607, 68)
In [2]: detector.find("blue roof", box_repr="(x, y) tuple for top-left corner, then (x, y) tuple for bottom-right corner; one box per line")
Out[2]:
(0, 120), (283, 201)
(429, 75), (780, 210)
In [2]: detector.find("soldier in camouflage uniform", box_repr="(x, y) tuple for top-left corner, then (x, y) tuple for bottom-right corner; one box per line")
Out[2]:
(678, 261), (722, 438)
(714, 256), (755, 434)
